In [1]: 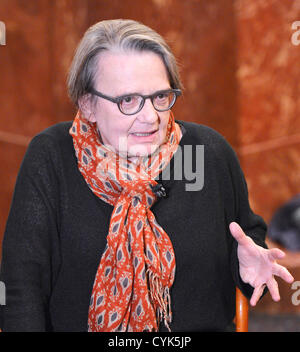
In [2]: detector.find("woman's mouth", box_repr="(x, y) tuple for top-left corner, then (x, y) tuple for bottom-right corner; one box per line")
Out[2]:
(132, 132), (154, 136)
(130, 130), (158, 141)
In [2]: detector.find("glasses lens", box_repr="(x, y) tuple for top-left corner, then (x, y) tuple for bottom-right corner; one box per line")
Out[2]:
(119, 95), (143, 115)
(153, 91), (176, 111)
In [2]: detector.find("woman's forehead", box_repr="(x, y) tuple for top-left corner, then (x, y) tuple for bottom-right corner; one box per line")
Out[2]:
(94, 50), (170, 94)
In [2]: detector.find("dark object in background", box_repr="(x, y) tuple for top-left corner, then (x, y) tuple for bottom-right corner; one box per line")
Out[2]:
(268, 194), (300, 251)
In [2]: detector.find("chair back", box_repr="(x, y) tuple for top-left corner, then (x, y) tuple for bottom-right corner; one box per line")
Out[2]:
(235, 287), (248, 332)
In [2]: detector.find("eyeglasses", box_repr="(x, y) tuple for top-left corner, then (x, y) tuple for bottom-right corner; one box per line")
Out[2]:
(89, 88), (182, 115)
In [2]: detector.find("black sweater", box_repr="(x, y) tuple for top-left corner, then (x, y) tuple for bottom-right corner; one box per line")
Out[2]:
(0, 120), (267, 332)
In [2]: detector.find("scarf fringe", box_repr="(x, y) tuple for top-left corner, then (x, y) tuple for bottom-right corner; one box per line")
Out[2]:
(146, 268), (172, 332)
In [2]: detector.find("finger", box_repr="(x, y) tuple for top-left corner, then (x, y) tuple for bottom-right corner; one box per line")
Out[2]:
(268, 247), (286, 261)
(250, 284), (266, 306)
(266, 276), (280, 302)
(272, 263), (294, 283)
(229, 222), (250, 246)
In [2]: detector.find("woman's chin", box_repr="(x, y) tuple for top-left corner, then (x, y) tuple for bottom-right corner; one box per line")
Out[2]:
(126, 144), (160, 158)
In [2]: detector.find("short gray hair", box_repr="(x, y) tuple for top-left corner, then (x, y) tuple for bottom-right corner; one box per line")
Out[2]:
(67, 19), (183, 107)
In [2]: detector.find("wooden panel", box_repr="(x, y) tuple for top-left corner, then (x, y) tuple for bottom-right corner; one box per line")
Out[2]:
(236, 0), (300, 315)
(0, 0), (54, 136)
(236, 0), (300, 146)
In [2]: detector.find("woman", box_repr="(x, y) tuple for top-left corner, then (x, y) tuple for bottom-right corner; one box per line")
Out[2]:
(0, 19), (294, 332)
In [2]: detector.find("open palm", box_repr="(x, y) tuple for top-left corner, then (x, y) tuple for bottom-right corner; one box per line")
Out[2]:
(229, 222), (294, 306)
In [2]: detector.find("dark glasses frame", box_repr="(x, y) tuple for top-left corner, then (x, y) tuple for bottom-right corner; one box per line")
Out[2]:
(89, 88), (182, 115)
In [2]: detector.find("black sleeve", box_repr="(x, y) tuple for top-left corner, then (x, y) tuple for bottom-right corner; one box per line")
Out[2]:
(229, 156), (268, 299)
(213, 133), (268, 300)
(0, 134), (60, 331)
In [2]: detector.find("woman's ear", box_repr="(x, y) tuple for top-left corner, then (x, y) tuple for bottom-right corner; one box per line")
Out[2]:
(78, 94), (96, 123)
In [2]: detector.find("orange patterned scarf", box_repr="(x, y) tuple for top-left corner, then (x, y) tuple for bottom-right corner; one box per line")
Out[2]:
(70, 111), (179, 332)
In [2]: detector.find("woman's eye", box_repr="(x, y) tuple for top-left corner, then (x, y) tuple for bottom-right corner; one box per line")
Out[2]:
(123, 96), (133, 104)
(154, 93), (169, 104)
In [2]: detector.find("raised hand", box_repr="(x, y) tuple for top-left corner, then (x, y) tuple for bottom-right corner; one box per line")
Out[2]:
(229, 222), (294, 306)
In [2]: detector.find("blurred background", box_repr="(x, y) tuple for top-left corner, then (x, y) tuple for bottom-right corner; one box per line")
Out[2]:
(1, 0), (300, 331)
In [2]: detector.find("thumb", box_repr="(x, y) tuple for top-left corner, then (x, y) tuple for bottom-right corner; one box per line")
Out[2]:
(229, 222), (250, 246)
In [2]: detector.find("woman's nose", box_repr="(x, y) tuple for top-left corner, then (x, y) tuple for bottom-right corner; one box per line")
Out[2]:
(136, 98), (159, 123)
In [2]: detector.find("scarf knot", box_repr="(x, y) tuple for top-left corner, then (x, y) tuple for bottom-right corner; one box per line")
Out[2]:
(120, 179), (157, 209)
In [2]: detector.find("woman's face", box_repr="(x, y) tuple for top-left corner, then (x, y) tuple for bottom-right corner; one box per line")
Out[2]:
(85, 50), (171, 159)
